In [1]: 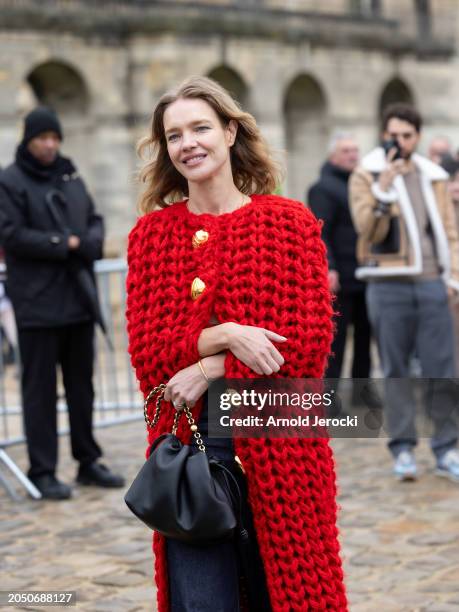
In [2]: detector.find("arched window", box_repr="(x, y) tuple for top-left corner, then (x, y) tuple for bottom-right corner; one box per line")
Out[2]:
(379, 77), (415, 117)
(284, 74), (328, 201)
(207, 65), (248, 109)
(26, 60), (89, 115)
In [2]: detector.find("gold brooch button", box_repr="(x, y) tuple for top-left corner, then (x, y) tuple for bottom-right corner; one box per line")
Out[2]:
(191, 277), (206, 300)
(192, 229), (209, 248)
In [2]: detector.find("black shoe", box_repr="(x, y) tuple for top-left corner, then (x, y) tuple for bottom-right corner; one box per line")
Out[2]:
(76, 462), (125, 488)
(30, 474), (72, 500)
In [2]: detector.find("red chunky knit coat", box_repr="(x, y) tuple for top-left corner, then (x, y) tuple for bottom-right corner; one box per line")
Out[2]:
(126, 194), (348, 611)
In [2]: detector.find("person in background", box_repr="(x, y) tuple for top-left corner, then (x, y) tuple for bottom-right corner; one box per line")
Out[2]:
(428, 135), (452, 165)
(350, 103), (459, 483)
(441, 156), (459, 376)
(308, 133), (379, 409)
(0, 107), (124, 499)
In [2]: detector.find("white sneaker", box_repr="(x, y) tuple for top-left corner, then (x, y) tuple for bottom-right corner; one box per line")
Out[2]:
(393, 450), (417, 481)
(436, 449), (459, 483)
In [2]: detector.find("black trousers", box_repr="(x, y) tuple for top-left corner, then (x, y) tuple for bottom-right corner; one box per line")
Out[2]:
(18, 322), (102, 478)
(326, 290), (372, 379)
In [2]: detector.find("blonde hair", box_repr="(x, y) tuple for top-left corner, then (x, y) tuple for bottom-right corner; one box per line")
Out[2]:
(137, 76), (282, 213)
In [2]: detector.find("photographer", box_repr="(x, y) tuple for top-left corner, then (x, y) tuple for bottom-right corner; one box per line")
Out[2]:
(349, 103), (459, 483)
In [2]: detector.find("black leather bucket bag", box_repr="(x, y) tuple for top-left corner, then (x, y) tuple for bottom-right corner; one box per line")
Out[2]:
(125, 385), (246, 545)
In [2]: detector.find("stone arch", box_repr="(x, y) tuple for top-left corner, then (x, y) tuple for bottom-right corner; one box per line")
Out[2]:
(207, 65), (248, 108)
(26, 60), (90, 115)
(379, 77), (415, 117)
(283, 73), (328, 201)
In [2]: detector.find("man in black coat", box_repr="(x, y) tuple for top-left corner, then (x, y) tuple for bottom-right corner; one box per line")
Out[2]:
(308, 133), (376, 404)
(0, 107), (124, 499)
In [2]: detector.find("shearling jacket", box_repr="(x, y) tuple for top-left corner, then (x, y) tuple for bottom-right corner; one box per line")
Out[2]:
(349, 147), (459, 289)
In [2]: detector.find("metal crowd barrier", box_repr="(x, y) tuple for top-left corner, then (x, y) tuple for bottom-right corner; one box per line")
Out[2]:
(0, 258), (143, 499)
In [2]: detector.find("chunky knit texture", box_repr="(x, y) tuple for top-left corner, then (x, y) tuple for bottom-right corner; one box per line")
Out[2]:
(126, 194), (347, 611)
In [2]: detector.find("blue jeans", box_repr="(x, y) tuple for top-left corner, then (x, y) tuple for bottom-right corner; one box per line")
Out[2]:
(167, 525), (241, 612)
(166, 392), (271, 611)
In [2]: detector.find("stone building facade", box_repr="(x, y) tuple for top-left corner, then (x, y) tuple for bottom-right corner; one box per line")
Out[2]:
(0, 0), (457, 252)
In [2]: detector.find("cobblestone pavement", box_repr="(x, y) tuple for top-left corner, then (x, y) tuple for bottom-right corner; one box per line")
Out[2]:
(1, 422), (459, 611)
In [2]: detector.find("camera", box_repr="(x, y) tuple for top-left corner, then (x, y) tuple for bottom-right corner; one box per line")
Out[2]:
(382, 138), (402, 160)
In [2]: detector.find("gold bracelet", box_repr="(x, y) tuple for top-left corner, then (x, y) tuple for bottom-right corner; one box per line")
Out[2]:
(198, 359), (211, 382)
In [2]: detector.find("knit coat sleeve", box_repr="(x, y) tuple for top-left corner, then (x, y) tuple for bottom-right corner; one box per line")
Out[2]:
(126, 210), (214, 612)
(222, 202), (347, 611)
(126, 213), (202, 397)
(223, 202), (333, 379)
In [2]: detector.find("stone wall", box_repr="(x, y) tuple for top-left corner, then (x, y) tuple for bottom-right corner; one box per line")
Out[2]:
(0, 0), (457, 253)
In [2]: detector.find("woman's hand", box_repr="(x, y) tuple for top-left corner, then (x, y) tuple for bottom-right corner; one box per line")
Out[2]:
(164, 354), (226, 411)
(225, 322), (287, 375)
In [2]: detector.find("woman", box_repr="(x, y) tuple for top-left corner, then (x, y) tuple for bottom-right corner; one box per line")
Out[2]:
(126, 76), (347, 611)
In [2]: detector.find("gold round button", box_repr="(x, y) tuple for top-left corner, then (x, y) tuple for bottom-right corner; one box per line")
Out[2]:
(191, 277), (206, 300)
(192, 230), (209, 248)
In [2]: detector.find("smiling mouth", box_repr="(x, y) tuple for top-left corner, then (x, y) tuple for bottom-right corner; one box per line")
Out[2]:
(183, 154), (207, 166)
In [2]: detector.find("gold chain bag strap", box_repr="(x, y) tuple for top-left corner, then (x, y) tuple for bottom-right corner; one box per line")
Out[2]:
(143, 384), (206, 452)
(125, 384), (247, 543)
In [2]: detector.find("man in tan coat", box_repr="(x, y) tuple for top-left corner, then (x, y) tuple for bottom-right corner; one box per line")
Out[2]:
(349, 103), (459, 483)
(441, 156), (459, 377)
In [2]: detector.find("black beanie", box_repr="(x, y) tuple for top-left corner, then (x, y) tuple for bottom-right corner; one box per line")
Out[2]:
(22, 107), (63, 144)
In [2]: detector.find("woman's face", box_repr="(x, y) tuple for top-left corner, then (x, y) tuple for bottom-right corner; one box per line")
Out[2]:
(163, 97), (237, 185)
